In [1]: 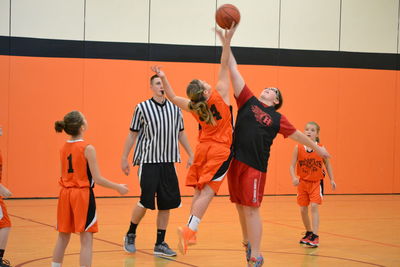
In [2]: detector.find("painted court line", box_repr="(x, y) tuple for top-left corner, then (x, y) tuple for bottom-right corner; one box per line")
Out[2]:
(10, 214), (198, 267)
(10, 214), (386, 267)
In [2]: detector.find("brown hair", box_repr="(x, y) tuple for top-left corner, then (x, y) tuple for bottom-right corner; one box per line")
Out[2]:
(268, 87), (283, 110)
(55, 111), (84, 136)
(150, 74), (159, 84)
(186, 79), (216, 125)
(306, 121), (320, 143)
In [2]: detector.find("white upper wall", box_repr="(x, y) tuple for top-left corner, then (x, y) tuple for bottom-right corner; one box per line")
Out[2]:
(340, 0), (399, 53)
(0, 0), (9, 36)
(217, 0), (280, 48)
(3, 0), (400, 54)
(280, 0), (341, 51)
(11, 0), (84, 40)
(85, 0), (149, 43)
(149, 0), (216, 46)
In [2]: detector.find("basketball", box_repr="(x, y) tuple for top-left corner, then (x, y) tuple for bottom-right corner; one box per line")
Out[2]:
(215, 4), (240, 29)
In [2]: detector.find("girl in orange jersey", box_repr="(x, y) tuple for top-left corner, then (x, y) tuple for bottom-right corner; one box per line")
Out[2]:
(0, 126), (12, 267)
(150, 26), (235, 255)
(51, 111), (129, 267)
(289, 121), (336, 247)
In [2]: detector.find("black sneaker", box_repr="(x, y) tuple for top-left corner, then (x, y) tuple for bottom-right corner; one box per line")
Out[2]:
(154, 242), (177, 257)
(306, 234), (319, 247)
(0, 259), (11, 267)
(124, 233), (136, 253)
(299, 231), (313, 244)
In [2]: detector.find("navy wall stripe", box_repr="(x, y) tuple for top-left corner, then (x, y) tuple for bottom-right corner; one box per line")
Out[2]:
(0, 36), (398, 70)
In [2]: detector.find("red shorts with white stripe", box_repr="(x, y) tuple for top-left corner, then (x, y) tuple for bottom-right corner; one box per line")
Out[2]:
(297, 179), (323, 206)
(227, 158), (266, 207)
(57, 187), (98, 233)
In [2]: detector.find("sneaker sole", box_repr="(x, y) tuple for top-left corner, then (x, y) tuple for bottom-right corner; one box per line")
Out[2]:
(154, 251), (177, 257)
(177, 227), (187, 255)
(123, 237), (136, 253)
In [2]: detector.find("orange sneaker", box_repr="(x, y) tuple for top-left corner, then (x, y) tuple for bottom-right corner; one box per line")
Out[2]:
(177, 226), (196, 255)
(188, 232), (197, 245)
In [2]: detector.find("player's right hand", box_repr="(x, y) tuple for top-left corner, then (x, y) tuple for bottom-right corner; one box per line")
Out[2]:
(0, 185), (12, 197)
(117, 184), (129, 195)
(121, 158), (130, 176)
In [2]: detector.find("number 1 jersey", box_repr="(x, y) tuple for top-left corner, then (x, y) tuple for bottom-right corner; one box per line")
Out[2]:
(59, 140), (94, 188)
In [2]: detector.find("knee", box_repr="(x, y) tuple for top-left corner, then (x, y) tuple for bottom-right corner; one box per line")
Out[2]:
(310, 203), (319, 211)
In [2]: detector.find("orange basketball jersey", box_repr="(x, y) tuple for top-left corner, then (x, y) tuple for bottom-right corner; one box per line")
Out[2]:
(296, 144), (325, 182)
(59, 140), (93, 188)
(0, 149), (2, 182)
(191, 90), (232, 145)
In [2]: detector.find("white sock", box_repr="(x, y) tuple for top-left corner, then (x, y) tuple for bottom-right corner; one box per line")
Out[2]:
(187, 215), (201, 231)
(51, 262), (61, 267)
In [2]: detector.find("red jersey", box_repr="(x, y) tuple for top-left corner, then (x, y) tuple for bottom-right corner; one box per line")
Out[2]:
(59, 140), (93, 188)
(296, 143), (325, 181)
(190, 90), (232, 146)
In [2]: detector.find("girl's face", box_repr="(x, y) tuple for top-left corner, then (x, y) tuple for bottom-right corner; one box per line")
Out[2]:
(199, 80), (212, 99)
(260, 87), (279, 105)
(80, 113), (88, 134)
(304, 124), (319, 141)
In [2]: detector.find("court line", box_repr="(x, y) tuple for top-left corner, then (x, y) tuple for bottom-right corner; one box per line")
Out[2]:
(10, 214), (387, 267)
(10, 214), (198, 267)
(263, 219), (400, 248)
(14, 249), (185, 267)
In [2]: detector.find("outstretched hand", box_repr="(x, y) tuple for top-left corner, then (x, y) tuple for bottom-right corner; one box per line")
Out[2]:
(316, 146), (331, 159)
(151, 65), (165, 78)
(215, 22), (237, 44)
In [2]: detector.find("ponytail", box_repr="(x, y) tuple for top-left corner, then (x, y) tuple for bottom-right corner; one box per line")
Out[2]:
(55, 111), (84, 136)
(186, 79), (216, 126)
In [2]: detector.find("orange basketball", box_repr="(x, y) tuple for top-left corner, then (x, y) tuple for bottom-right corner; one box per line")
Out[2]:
(215, 4), (241, 29)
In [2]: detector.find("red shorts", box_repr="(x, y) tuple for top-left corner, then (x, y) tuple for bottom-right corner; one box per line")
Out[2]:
(297, 179), (323, 206)
(0, 198), (11, 228)
(186, 142), (232, 194)
(228, 158), (266, 207)
(57, 187), (98, 233)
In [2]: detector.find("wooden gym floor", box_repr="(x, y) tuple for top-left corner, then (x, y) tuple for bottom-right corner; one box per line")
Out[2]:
(5, 195), (400, 267)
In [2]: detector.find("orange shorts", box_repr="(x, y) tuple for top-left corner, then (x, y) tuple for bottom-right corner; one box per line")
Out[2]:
(57, 187), (98, 233)
(297, 179), (323, 206)
(186, 142), (232, 194)
(0, 198), (11, 228)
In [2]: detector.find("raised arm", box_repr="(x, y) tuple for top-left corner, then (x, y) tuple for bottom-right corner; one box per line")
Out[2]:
(215, 24), (237, 105)
(226, 27), (245, 98)
(151, 66), (190, 112)
(288, 130), (331, 159)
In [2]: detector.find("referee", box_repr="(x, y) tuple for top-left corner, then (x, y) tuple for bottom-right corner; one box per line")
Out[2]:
(121, 74), (193, 257)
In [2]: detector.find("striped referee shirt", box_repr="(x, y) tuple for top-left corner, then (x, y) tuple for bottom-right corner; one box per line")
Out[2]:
(130, 98), (184, 165)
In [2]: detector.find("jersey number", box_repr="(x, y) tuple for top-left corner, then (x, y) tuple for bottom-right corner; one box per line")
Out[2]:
(67, 154), (74, 173)
(210, 104), (222, 120)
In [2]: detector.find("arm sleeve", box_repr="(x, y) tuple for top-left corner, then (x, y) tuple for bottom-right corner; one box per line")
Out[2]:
(235, 84), (254, 109)
(279, 114), (297, 138)
(129, 105), (141, 132)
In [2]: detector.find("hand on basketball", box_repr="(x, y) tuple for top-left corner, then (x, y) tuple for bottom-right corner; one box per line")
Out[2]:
(151, 65), (165, 78)
(121, 158), (130, 176)
(0, 184), (12, 197)
(117, 184), (129, 195)
(215, 22), (237, 44)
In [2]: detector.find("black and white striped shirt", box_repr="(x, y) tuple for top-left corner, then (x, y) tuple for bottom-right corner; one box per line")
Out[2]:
(130, 98), (184, 165)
